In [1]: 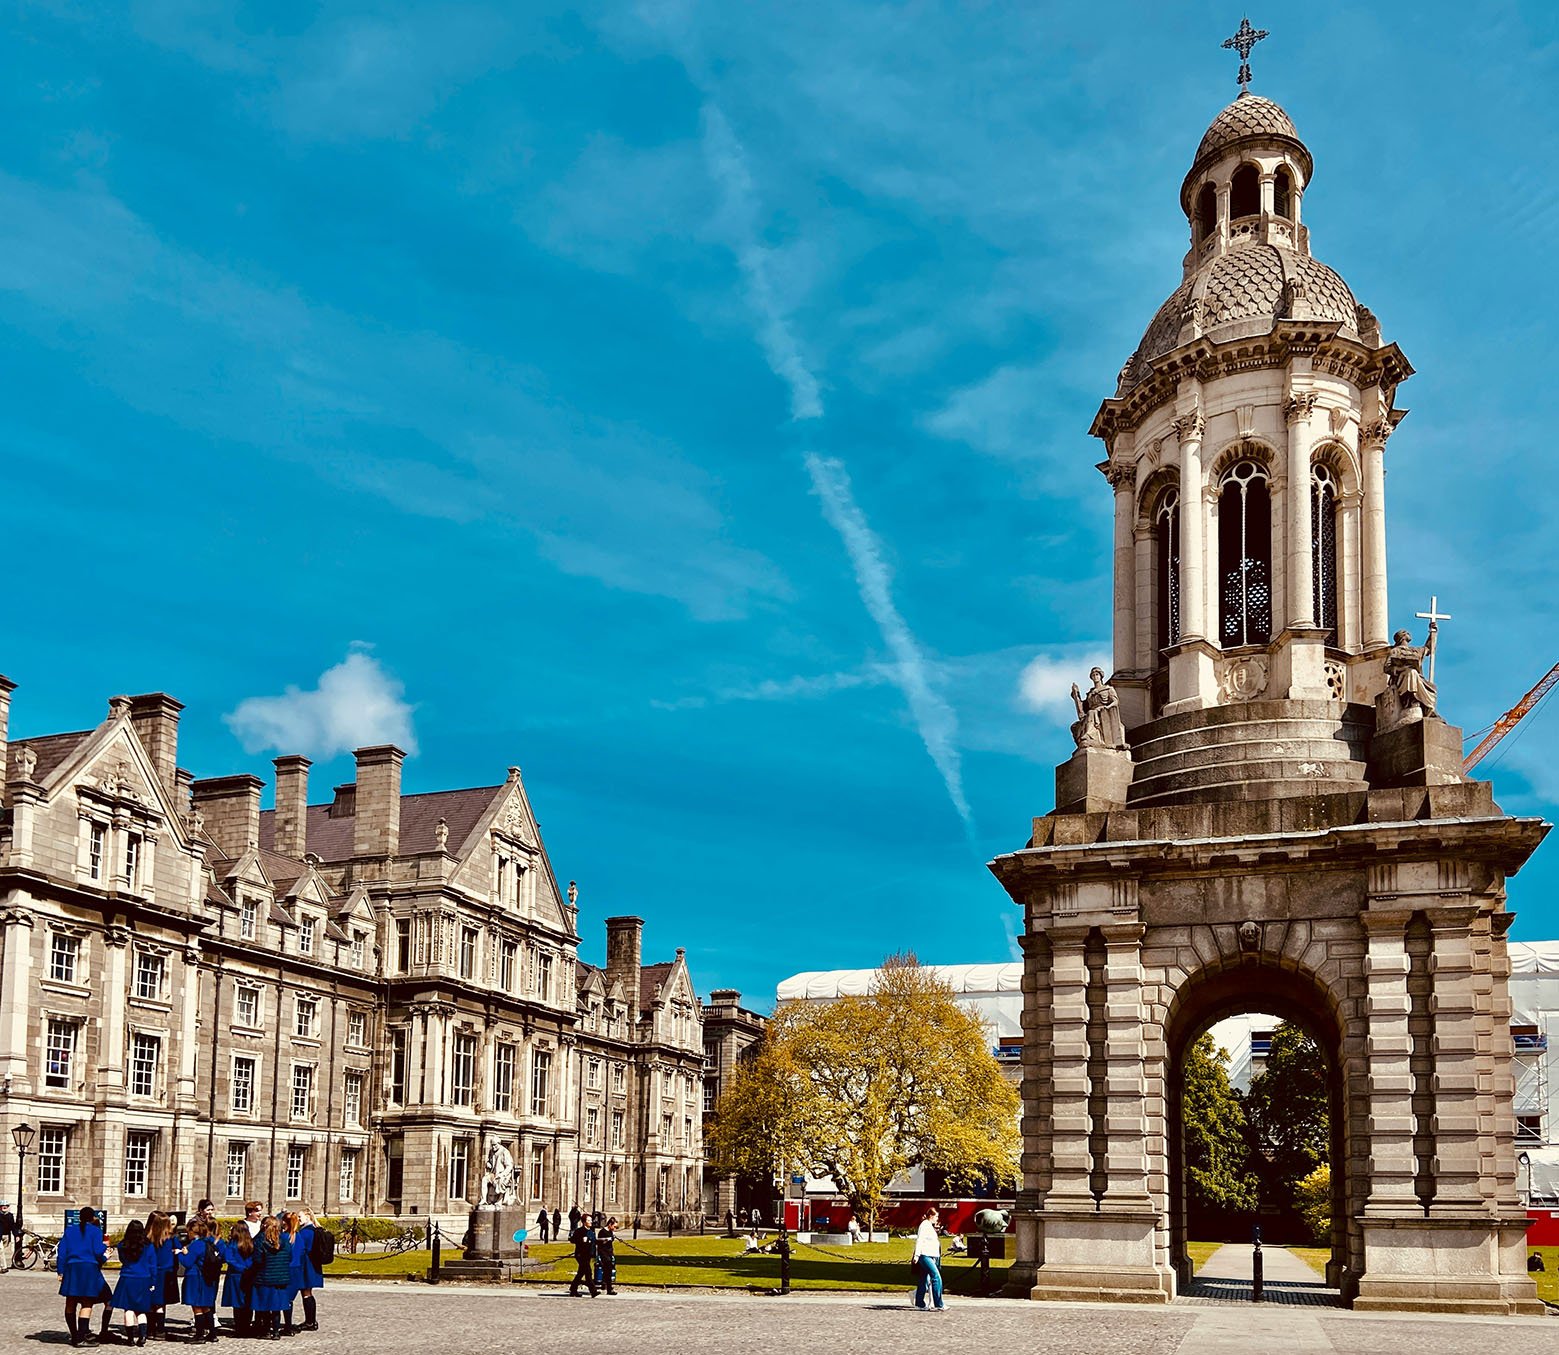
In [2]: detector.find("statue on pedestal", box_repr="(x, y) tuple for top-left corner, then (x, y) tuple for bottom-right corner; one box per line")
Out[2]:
(1070, 668), (1128, 751)
(481, 1138), (519, 1206)
(1379, 621), (1438, 731)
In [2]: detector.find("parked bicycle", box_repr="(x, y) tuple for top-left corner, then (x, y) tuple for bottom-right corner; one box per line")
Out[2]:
(382, 1226), (424, 1254)
(12, 1231), (58, 1271)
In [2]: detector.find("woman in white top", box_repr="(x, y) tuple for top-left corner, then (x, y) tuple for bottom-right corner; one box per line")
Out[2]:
(910, 1207), (945, 1311)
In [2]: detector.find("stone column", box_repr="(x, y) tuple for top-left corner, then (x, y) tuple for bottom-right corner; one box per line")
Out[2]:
(1109, 463), (1136, 675)
(0, 911), (35, 1093)
(1426, 908), (1486, 1212)
(1340, 490), (1363, 650)
(1133, 522), (1154, 670)
(1173, 411), (1206, 641)
(1361, 911), (1419, 1213)
(100, 927), (131, 1099)
(1099, 922), (1152, 1206)
(1045, 927), (1094, 1204)
(1361, 419), (1391, 648)
(177, 948), (201, 1110)
(1285, 392), (1318, 628)
(1259, 171), (1276, 216)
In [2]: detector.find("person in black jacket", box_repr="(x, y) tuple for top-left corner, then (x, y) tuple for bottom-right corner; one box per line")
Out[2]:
(536, 1210), (549, 1243)
(567, 1221), (598, 1298)
(567, 1204), (581, 1234)
(551, 1209), (561, 1242)
(596, 1218), (617, 1295)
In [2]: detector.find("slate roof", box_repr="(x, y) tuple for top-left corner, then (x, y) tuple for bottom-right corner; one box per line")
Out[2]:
(10, 731), (93, 782)
(258, 785), (504, 862)
(639, 962), (673, 1014)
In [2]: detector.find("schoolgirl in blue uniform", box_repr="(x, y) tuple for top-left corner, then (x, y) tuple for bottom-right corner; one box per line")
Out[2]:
(177, 1217), (219, 1343)
(146, 1211), (176, 1341)
(216, 1222), (256, 1337)
(56, 1206), (109, 1347)
(111, 1219), (158, 1347)
(289, 1208), (324, 1332)
(250, 1215), (293, 1340)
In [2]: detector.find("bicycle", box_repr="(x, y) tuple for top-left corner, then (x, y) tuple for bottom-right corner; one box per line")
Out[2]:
(12, 1231), (57, 1271)
(341, 1219), (363, 1255)
(382, 1226), (424, 1255)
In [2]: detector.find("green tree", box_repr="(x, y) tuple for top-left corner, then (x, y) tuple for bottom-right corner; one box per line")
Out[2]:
(1244, 1022), (1329, 1195)
(1182, 1032), (1258, 1212)
(1293, 1165), (1332, 1243)
(708, 954), (1020, 1232)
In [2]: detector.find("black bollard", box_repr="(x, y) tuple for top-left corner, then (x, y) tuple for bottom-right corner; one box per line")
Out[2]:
(431, 1221), (442, 1285)
(975, 1234), (991, 1296)
(777, 1230), (792, 1295)
(1251, 1223), (1263, 1303)
(633, 1216), (640, 1240)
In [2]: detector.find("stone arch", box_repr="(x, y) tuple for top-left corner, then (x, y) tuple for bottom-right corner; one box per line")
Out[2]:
(1230, 162), (1261, 218)
(1156, 946), (1358, 1294)
(1310, 437), (1360, 496)
(1135, 465), (1182, 531)
(1205, 435), (1278, 486)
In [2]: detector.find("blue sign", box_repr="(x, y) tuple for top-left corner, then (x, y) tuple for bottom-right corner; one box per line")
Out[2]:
(790, 1175), (805, 1184)
(511, 1229), (529, 1244)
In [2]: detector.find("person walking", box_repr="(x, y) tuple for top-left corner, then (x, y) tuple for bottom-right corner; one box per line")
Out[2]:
(249, 1215), (293, 1340)
(911, 1206), (946, 1312)
(216, 1223), (255, 1337)
(56, 1206), (109, 1347)
(536, 1209), (549, 1243)
(176, 1218), (219, 1344)
(568, 1203), (581, 1235)
(0, 1201), (17, 1271)
(111, 1220), (159, 1346)
(291, 1207), (323, 1332)
(596, 1217), (617, 1295)
(145, 1211), (177, 1341)
(551, 1208), (561, 1242)
(567, 1218), (598, 1298)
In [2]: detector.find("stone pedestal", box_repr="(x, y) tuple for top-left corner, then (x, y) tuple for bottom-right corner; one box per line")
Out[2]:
(1353, 1218), (1543, 1315)
(1054, 746), (1133, 814)
(1026, 1206), (1168, 1304)
(441, 1205), (531, 1281)
(1368, 714), (1464, 787)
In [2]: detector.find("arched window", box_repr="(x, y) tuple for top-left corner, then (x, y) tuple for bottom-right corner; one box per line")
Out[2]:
(1311, 463), (1339, 643)
(1230, 164), (1260, 219)
(1196, 183), (1217, 242)
(1155, 490), (1181, 655)
(1274, 166), (1293, 219)
(1218, 460), (1272, 647)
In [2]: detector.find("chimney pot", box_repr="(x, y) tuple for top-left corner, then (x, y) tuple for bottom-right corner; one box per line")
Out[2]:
(127, 693), (183, 799)
(0, 674), (15, 807)
(353, 744), (404, 857)
(189, 774), (264, 860)
(272, 755), (312, 859)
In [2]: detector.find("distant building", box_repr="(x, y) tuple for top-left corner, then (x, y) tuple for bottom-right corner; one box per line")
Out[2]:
(0, 676), (704, 1224)
(698, 988), (766, 1217)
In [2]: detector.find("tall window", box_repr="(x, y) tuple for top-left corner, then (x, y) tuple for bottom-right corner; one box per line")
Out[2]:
(1274, 166), (1294, 219)
(1230, 163), (1259, 217)
(459, 927), (478, 980)
(240, 899), (257, 941)
(134, 951), (165, 1000)
(295, 997), (318, 1038)
(299, 916), (316, 955)
(339, 1149), (359, 1202)
(236, 987), (260, 1027)
(704, 1081), (717, 1113)
(88, 824), (105, 881)
(45, 1018), (76, 1090)
(608, 1164), (620, 1202)
(611, 1110), (624, 1150)
(130, 1033), (160, 1098)
(536, 952), (553, 1002)
(38, 1128), (67, 1194)
(286, 1145), (306, 1200)
(529, 1146), (545, 1200)
(1155, 489), (1181, 655)
(347, 1011), (367, 1046)
(124, 1131), (154, 1198)
(448, 1139), (469, 1201)
(1311, 462), (1339, 644)
(351, 931), (367, 969)
(50, 931), (80, 982)
(493, 1043), (515, 1113)
(1196, 182), (1217, 242)
(291, 1064), (314, 1120)
(225, 1142), (248, 1199)
(585, 1107), (599, 1144)
(1218, 460), (1273, 647)
(231, 1055), (257, 1113)
(390, 1028), (408, 1104)
(395, 918), (412, 973)
(612, 1063), (625, 1093)
(344, 1072), (364, 1127)
(124, 833), (142, 890)
(587, 1059), (602, 1090)
(530, 1049), (552, 1116)
(499, 940), (517, 991)
(451, 1034), (476, 1107)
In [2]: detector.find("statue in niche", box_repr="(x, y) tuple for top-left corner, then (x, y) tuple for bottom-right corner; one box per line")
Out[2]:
(1070, 668), (1128, 752)
(481, 1137), (519, 1206)
(1381, 621), (1438, 729)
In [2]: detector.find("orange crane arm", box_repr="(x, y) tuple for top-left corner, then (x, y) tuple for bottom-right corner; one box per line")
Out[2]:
(1463, 662), (1559, 772)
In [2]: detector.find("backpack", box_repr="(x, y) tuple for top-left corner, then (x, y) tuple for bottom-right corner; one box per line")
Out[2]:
(201, 1242), (222, 1286)
(310, 1228), (335, 1268)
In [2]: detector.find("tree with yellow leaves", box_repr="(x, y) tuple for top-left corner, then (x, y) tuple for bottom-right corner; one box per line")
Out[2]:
(709, 954), (1020, 1233)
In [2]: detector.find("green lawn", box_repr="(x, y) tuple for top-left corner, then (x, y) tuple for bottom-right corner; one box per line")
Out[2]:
(1287, 1246), (1330, 1277)
(1530, 1247), (1558, 1305)
(1186, 1241), (1222, 1274)
(325, 1246), (464, 1278)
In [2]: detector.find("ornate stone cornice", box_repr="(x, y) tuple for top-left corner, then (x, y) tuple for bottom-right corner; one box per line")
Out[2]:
(1283, 392), (1319, 425)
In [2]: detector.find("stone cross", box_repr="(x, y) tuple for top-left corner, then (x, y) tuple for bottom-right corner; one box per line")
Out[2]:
(1415, 595), (1451, 684)
(1221, 16), (1269, 91)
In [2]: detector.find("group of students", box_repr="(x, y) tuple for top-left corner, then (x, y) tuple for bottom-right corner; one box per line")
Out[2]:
(53, 1200), (328, 1347)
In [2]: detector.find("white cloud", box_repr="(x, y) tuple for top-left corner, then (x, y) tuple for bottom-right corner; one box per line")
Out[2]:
(700, 103), (823, 420)
(1018, 648), (1113, 721)
(804, 453), (971, 829)
(225, 647), (418, 758)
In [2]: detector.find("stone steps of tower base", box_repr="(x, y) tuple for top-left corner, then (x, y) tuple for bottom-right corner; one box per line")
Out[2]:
(1126, 733), (1369, 781)
(1127, 770), (1372, 807)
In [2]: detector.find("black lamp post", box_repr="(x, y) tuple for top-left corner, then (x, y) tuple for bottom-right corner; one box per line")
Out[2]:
(11, 1122), (34, 1255)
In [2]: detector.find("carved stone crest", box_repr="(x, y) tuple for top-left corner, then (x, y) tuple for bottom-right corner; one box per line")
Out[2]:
(1218, 656), (1269, 703)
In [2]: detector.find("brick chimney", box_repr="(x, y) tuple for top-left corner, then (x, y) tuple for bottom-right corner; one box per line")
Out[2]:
(127, 693), (183, 798)
(272, 755), (312, 859)
(353, 745), (404, 858)
(0, 674), (15, 807)
(605, 916), (644, 1023)
(190, 774), (263, 860)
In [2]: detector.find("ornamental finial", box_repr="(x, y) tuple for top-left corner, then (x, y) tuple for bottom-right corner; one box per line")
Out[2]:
(1221, 16), (1269, 92)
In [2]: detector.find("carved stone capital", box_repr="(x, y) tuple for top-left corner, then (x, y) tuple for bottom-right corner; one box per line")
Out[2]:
(1171, 411), (1205, 444)
(1102, 460), (1135, 490)
(1361, 419), (1393, 447)
(105, 926), (131, 949)
(1284, 391), (1320, 425)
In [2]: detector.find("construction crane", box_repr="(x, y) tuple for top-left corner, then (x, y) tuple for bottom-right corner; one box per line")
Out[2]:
(1463, 662), (1559, 773)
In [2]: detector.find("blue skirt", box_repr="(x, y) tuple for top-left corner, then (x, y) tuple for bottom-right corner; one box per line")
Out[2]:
(249, 1283), (291, 1314)
(112, 1271), (158, 1315)
(183, 1268), (218, 1309)
(58, 1261), (105, 1301)
(220, 1271), (250, 1310)
(296, 1255), (324, 1290)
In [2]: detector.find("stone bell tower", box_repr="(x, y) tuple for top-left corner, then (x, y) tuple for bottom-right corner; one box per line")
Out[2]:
(991, 75), (1548, 1314)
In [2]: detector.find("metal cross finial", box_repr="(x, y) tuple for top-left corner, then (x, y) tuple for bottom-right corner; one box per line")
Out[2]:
(1222, 16), (1269, 92)
(1416, 595), (1452, 684)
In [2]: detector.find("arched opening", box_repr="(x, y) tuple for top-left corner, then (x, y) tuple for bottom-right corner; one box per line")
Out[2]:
(1274, 166), (1294, 219)
(1311, 463), (1339, 644)
(1230, 164), (1260, 219)
(1165, 963), (1348, 1302)
(1155, 488), (1182, 657)
(1196, 183), (1217, 242)
(1218, 460), (1272, 647)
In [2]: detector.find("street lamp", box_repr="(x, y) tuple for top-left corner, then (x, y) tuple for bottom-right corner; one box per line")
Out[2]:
(1518, 1150), (1532, 1207)
(11, 1122), (35, 1246)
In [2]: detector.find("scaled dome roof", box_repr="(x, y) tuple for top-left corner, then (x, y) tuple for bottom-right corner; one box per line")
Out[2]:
(1195, 93), (1301, 165)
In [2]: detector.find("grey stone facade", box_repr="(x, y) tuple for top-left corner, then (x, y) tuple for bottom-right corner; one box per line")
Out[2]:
(0, 679), (705, 1226)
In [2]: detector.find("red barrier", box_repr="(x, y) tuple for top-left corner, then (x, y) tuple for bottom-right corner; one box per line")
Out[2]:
(1527, 1209), (1559, 1246)
(784, 1198), (1014, 1234)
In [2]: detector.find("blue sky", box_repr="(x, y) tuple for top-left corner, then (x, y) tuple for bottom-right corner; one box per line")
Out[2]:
(5, 2), (1558, 1007)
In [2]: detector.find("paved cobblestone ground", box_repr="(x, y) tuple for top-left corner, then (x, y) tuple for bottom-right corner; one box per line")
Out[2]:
(6, 1271), (1553, 1354)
